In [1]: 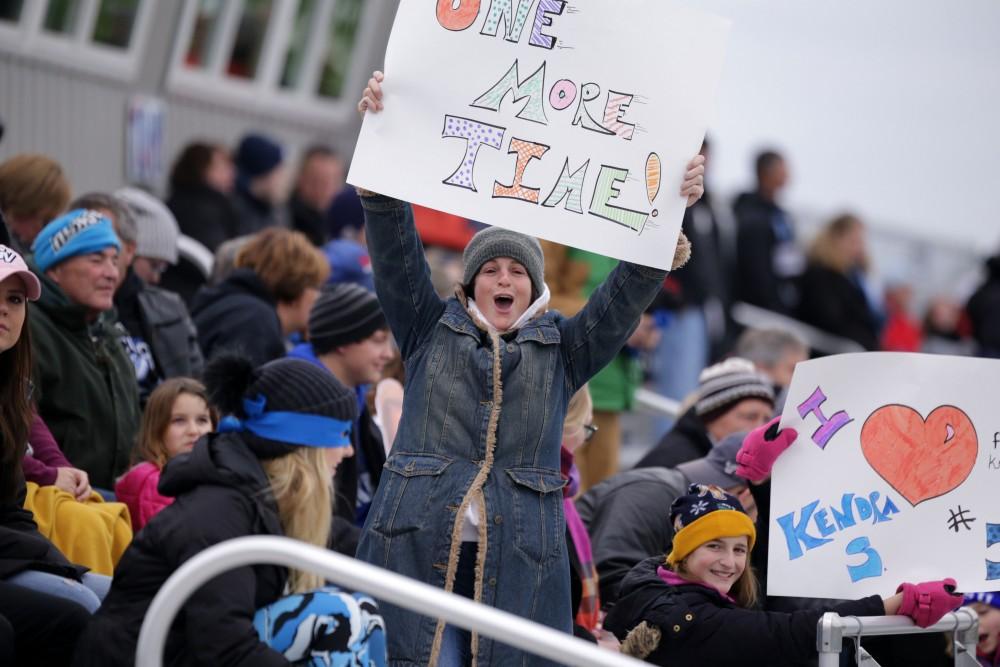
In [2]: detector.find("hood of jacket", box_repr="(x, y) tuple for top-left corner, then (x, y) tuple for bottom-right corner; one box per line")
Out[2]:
(159, 432), (274, 505)
(190, 268), (273, 317)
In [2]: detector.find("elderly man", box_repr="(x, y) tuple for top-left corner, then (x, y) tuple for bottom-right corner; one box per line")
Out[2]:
(28, 209), (140, 489)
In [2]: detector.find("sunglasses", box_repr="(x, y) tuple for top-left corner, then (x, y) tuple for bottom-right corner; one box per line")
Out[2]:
(583, 423), (599, 442)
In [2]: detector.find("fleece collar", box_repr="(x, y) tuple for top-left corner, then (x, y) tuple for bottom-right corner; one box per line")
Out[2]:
(466, 284), (551, 335)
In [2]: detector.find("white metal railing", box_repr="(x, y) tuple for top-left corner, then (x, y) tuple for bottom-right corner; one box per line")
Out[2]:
(816, 609), (980, 667)
(135, 536), (648, 667)
(731, 301), (866, 356)
(634, 387), (682, 418)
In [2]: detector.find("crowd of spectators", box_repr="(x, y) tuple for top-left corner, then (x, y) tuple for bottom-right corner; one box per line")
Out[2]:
(0, 110), (996, 666)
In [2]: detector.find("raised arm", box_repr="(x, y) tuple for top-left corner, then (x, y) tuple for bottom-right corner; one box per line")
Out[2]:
(559, 157), (703, 390)
(357, 72), (444, 358)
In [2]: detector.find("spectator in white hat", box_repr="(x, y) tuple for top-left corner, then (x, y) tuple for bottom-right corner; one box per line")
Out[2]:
(114, 187), (179, 286)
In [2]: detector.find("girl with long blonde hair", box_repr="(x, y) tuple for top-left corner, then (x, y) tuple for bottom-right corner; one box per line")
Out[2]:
(76, 355), (386, 666)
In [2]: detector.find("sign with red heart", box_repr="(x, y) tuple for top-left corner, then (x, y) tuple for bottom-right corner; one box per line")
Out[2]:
(860, 404), (978, 506)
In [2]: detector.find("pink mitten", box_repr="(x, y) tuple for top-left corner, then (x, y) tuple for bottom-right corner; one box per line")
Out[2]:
(897, 579), (963, 627)
(735, 417), (798, 483)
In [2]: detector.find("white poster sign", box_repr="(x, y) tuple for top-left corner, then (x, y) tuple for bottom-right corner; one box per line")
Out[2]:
(769, 353), (1000, 599)
(348, 0), (730, 269)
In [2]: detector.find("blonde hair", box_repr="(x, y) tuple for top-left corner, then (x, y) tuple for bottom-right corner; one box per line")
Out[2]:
(235, 228), (330, 303)
(261, 447), (332, 592)
(807, 214), (868, 274)
(666, 547), (760, 609)
(563, 384), (592, 433)
(135, 378), (217, 468)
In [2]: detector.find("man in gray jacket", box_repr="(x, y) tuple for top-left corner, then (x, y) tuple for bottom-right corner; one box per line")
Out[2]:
(576, 436), (751, 606)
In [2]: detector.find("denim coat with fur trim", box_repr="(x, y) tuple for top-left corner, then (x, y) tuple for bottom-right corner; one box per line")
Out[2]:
(356, 195), (669, 667)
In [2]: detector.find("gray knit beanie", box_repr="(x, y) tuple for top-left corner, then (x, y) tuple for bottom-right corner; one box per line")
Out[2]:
(114, 187), (179, 264)
(462, 226), (544, 297)
(695, 357), (775, 418)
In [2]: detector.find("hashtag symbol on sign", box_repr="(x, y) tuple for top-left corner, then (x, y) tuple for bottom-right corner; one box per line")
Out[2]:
(947, 506), (976, 532)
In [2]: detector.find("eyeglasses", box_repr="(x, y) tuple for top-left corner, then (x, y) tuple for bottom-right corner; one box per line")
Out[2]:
(583, 423), (599, 442)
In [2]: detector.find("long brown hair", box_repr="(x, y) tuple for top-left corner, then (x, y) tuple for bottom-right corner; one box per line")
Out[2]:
(0, 306), (33, 502)
(134, 378), (218, 468)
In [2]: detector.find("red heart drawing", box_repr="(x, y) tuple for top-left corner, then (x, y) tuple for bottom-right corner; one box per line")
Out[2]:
(860, 404), (978, 506)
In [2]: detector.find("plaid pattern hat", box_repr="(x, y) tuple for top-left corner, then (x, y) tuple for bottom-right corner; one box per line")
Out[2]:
(695, 357), (775, 418)
(462, 225), (544, 298)
(666, 483), (757, 565)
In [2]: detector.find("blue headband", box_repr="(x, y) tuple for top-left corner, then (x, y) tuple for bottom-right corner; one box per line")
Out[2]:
(218, 395), (353, 449)
(32, 209), (121, 273)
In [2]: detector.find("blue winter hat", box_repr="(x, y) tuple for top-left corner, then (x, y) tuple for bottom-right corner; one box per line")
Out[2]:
(964, 592), (1000, 610)
(323, 238), (374, 291)
(236, 133), (284, 178)
(32, 209), (121, 273)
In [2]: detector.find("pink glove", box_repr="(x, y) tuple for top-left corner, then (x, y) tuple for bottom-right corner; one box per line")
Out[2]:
(735, 417), (798, 483)
(896, 579), (963, 627)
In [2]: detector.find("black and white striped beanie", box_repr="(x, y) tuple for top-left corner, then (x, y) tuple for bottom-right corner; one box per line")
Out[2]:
(308, 283), (387, 355)
(695, 357), (774, 418)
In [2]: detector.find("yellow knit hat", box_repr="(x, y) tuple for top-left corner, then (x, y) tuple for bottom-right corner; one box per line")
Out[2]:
(665, 484), (757, 565)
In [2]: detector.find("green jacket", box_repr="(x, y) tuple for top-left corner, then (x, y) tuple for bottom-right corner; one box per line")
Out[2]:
(567, 249), (644, 412)
(28, 265), (140, 489)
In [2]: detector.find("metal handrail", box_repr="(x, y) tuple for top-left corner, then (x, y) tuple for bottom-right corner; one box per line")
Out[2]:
(135, 536), (647, 667)
(634, 387), (682, 418)
(731, 301), (866, 356)
(816, 608), (980, 667)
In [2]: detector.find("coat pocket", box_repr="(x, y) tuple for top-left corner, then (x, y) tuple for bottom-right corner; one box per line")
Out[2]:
(506, 467), (567, 566)
(368, 452), (453, 538)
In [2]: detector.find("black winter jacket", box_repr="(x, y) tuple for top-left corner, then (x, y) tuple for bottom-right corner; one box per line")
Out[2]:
(332, 403), (384, 528)
(732, 191), (802, 315)
(191, 269), (285, 366)
(967, 255), (1000, 358)
(168, 184), (240, 254)
(0, 463), (85, 581)
(604, 557), (883, 667)
(576, 467), (688, 605)
(797, 263), (880, 350)
(634, 408), (713, 470)
(74, 433), (290, 667)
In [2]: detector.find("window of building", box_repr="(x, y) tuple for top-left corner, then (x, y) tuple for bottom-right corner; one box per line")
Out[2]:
(0, 0), (153, 79)
(316, 0), (363, 99)
(169, 0), (374, 123)
(93, 0), (140, 49)
(0, 1), (25, 23)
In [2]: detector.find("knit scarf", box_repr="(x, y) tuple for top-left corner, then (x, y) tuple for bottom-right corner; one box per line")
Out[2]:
(561, 445), (600, 633)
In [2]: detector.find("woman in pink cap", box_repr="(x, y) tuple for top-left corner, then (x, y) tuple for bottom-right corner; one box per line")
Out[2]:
(0, 244), (108, 665)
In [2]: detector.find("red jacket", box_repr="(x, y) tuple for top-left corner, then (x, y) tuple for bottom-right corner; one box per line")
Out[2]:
(114, 462), (172, 531)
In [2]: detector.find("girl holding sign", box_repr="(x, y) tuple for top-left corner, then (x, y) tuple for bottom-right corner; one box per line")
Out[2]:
(357, 71), (703, 666)
(603, 424), (963, 666)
